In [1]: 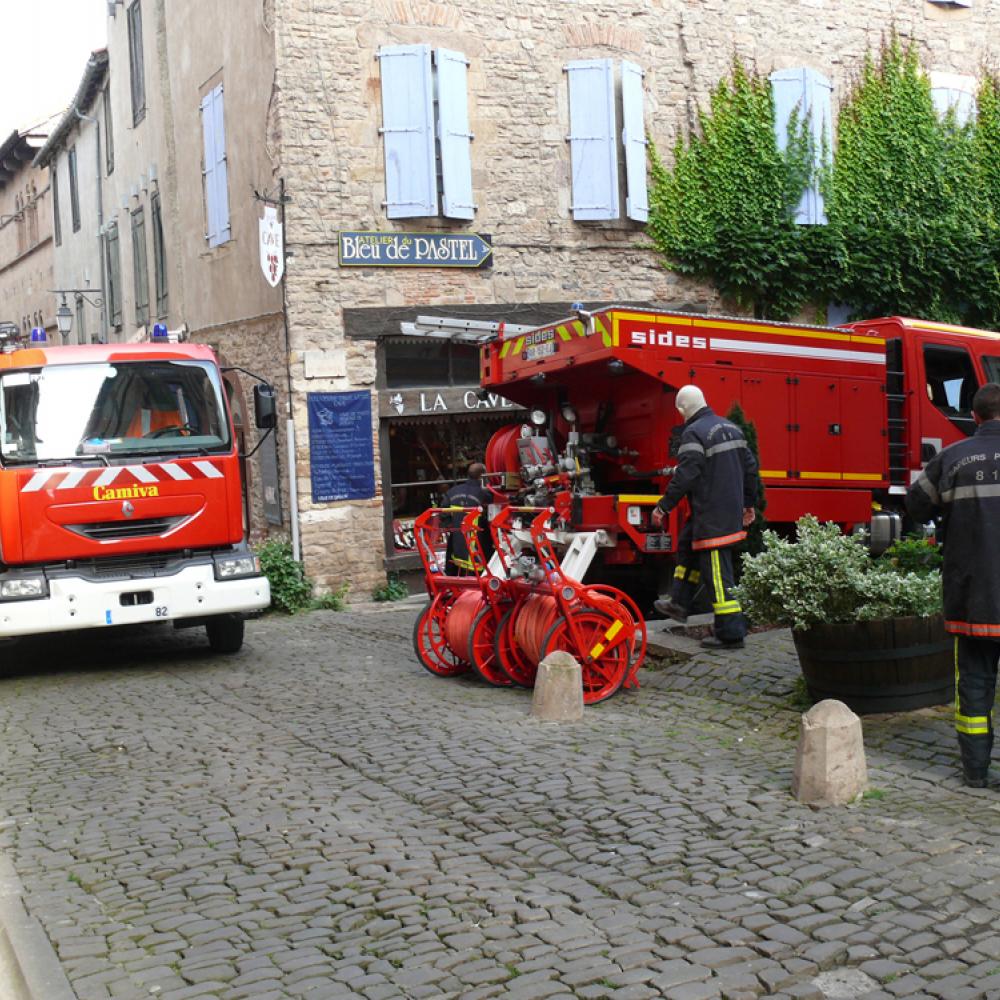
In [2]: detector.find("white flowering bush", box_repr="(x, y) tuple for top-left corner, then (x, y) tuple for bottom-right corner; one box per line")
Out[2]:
(736, 516), (943, 631)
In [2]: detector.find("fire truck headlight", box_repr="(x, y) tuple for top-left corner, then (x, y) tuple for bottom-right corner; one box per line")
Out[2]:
(213, 554), (261, 580)
(0, 576), (48, 601)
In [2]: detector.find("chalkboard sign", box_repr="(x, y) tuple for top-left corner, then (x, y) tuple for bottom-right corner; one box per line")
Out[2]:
(307, 391), (376, 503)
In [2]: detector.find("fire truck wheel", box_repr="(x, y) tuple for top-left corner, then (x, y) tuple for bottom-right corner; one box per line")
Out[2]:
(206, 614), (245, 654)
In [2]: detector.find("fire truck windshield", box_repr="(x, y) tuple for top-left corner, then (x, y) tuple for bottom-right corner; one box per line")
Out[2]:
(0, 360), (232, 465)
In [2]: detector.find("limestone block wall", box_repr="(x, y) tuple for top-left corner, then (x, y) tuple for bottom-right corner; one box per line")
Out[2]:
(272, 0), (997, 594)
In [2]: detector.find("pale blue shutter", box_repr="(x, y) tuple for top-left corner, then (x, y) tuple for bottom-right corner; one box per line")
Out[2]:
(200, 91), (219, 245)
(436, 49), (475, 220)
(212, 86), (231, 244)
(379, 45), (438, 218)
(621, 60), (648, 223)
(770, 68), (833, 225)
(566, 59), (619, 221)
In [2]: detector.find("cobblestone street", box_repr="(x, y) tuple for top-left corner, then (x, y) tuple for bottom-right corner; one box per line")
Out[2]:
(2, 604), (1000, 1000)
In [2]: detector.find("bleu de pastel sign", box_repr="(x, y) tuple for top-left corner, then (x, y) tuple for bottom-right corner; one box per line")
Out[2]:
(339, 231), (492, 269)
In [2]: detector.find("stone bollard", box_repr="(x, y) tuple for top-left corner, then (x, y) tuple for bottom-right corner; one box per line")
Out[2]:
(530, 651), (584, 722)
(792, 699), (868, 806)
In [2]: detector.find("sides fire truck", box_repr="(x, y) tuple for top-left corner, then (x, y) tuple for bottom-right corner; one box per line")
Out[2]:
(0, 327), (274, 652)
(478, 308), (1000, 594)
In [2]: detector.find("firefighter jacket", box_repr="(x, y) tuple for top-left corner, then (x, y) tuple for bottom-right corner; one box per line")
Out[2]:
(905, 419), (1000, 637)
(656, 406), (759, 550)
(443, 477), (493, 568)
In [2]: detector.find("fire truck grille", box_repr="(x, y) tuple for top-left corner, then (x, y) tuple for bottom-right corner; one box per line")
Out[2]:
(67, 516), (186, 542)
(64, 553), (183, 581)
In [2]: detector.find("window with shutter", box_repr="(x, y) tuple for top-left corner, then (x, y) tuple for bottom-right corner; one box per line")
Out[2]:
(621, 61), (648, 223)
(51, 166), (62, 247)
(68, 147), (81, 232)
(566, 59), (619, 221)
(769, 67), (833, 225)
(132, 207), (149, 328)
(127, 1), (145, 126)
(436, 49), (475, 221)
(379, 45), (438, 218)
(151, 191), (168, 319)
(200, 84), (231, 248)
(105, 223), (122, 329)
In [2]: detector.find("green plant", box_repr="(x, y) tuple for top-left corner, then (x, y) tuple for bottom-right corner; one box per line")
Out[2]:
(735, 516), (943, 630)
(313, 583), (349, 611)
(648, 57), (827, 319)
(881, 535), (942, 576)
(258, 539), (313, 614)
(372, 573), (409, 602)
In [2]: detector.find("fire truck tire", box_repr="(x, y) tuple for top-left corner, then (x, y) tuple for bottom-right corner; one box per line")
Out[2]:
(468, 606), (513, 687)
(206, 614), (245, 654)
(540, 610), (629, 704)
(412, 597), (471, 677)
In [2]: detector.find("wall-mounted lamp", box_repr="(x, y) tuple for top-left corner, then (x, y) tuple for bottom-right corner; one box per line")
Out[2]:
(51, 289), (105, 340)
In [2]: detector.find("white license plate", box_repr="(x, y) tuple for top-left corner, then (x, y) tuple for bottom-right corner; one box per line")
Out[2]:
(525, 341), (556, 361)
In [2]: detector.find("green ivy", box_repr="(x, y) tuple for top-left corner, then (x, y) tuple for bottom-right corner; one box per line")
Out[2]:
(648, 58), (824, 320)
(649, 38), (1000, 328)
(372, 574), (409, 602)
(256, 539), (349, 614)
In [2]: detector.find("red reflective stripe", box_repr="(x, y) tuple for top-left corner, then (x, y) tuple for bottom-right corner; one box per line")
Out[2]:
(692, 530), (747, 551)
(946, 620), (1000, 637)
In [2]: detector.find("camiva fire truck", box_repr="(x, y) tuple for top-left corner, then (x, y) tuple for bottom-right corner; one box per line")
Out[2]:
(411, 307), (1000, 701)
(0, 324), (274, 652)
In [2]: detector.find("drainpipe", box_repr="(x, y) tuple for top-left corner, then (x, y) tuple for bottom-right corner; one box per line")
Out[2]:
(73, 104), (107, 342)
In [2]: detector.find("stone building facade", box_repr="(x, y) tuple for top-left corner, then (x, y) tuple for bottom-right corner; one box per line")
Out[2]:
(268, 0), (997, 597)
(0, 123), (55, 338)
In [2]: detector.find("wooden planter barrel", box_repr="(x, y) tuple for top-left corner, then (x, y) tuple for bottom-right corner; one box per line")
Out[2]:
(792, 614), (953, 715)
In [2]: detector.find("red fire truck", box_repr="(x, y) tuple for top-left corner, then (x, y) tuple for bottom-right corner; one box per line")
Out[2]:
(0, 326), (274, 652)
(479, 308), (1000, 592)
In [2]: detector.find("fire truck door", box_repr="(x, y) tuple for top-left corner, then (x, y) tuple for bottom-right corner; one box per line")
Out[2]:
(839, 378), (886, 482)
(739, 372), (792, 482)
(794, 375), (842, 482)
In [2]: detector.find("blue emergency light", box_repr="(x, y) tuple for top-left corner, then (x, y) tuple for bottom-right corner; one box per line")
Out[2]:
(151, 322), (168, 341)
(30, 327), (46, 343)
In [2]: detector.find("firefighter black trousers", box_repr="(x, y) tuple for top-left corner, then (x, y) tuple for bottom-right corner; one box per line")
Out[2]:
(669, 523), (747, 644)
(956, 635), (1000, 778)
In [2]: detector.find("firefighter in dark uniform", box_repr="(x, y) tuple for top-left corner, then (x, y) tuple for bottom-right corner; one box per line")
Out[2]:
(442, 462), (493, 575)
(906, 382), (1000, 788)
(651, 385), (759, 649)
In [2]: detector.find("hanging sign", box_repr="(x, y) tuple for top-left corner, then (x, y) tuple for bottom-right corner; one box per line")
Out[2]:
(339, 231), (492, 269)
(259, 206), (284, 287)
(307, 391), (376, 503)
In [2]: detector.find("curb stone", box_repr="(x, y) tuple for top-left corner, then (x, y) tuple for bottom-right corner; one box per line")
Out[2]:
(0, 855), (75, 1000)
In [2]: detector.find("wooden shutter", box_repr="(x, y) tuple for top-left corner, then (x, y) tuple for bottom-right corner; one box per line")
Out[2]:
(621, 60), (648, 223)
(200, 85), (231, 247)
(436, 48), (475, 221)
(770, 67), (833, 225)
(379, 45), (438, 218)
(566, 59), (619, 221)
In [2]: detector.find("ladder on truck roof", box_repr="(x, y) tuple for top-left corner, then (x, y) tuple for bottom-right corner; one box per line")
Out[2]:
(399, 315), (535, 343)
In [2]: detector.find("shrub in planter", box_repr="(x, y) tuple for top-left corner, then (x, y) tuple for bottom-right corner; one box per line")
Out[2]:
(736, 517), (948, 713)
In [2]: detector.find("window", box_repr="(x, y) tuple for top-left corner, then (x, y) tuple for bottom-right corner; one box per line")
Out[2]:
(127, 1), (145, 126)
(377, 45), (475, 220)
(565, 59), (648, 222)
(924, 344), (978, 436)
(131, 207), (149, 328)
(52, 166), (62, 246)
(770, 68), (833, 225)
(105, 223), (122, 329)
(14, 196), (25, 255)
(930, 71), (976, 126)
(104, 86), (114, 175)
(68, 147), (80, 232)
(984, 357), (1000, 383)
(384, 339), (479, 388)
(151, 191), (168, 318)
(200, 84), (231, 247)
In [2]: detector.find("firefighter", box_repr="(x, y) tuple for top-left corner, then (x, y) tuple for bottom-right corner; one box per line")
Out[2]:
(442, 462), (494, 575)
(906, 382), (1000, 788)
(651, 385), (759, 649)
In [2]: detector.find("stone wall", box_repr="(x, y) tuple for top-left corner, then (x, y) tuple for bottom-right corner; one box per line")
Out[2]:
(273, 0), (997, 594)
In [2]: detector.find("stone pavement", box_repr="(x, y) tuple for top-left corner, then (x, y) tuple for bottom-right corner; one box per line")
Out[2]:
(0, 604), (999, 1000)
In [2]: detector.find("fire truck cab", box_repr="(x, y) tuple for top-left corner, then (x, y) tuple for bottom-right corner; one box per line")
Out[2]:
(0, 327), (273, 652)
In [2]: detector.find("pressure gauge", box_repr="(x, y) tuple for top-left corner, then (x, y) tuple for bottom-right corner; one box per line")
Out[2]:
(530, 409), (547, 427)
(561, 404), (577, 423)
